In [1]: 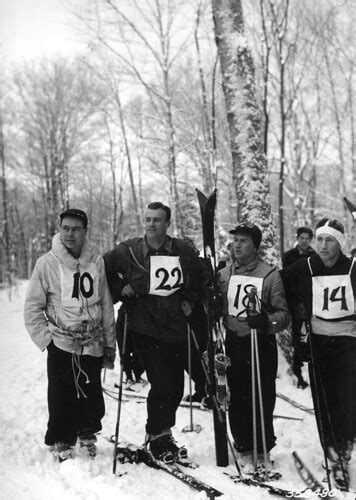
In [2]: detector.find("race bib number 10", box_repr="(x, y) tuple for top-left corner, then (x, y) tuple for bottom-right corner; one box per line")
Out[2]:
(227, 275), (263, 317)
(60, 262), (99, 307)
(149, 256), (184, 297)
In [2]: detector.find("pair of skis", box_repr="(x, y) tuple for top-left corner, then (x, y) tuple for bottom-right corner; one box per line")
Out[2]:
(196, 189), (230, 467)
(114, 442), (223, 499)
(114, 441), (330, 498)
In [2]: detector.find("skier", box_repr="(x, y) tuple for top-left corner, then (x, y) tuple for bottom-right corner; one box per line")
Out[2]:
(282, 218), (356, 491)
(217, 222), (290, 473)
(282, 227), (316, 388)
(24, 208), (116, 461)
(104, 202), (205, 463)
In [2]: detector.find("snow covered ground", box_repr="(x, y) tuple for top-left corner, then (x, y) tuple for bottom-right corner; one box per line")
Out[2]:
(0, 281), (355, 500)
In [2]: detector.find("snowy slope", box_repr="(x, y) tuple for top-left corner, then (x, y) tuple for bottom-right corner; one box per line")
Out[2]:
(0, 281), (354, 500)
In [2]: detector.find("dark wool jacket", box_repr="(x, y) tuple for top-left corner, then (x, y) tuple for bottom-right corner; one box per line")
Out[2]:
(282, 245), (316, 268)
(281, 252), (356, 319)
(104, 236), (205, 343)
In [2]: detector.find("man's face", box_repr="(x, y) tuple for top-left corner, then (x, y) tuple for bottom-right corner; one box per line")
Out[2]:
(297, 232), (312, 251)
(60, 217), (87, 255)
(144, 208), (170, 240)
(316, 234), (340, 265)
(232, 233), (256, 263)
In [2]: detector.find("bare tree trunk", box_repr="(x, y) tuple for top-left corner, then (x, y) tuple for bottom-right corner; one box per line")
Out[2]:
(211, 0), (278, 263)
(0, 102), (12, 285)
(111, 83), (142, 233)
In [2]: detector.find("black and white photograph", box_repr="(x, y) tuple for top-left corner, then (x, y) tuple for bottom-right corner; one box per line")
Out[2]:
(0, 0), (355, 498)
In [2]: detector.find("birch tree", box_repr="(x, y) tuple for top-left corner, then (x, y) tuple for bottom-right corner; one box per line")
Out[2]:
(211, 0), (278, 262)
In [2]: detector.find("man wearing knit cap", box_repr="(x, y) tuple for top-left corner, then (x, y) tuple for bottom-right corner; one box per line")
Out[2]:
(217, 222), (290, 474)
(282, 218), (356, 491)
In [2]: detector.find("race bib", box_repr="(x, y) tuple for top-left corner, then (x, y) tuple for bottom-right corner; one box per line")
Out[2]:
(312, 274), (354, 320)
(149, 255), (184, 297)
(227, 275), (263, 317)
(60, 262), (100, 308)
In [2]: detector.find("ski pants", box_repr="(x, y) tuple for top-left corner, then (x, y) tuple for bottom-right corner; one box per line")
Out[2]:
(185, 304), (208, 394)
(134, 333), (185, 436)
(226, 330), (278, 454)
(116, 307), (144, 382)
(291, 317), (307, 380)
(309, 334), (356, 452)
(44, 342), (105, 447)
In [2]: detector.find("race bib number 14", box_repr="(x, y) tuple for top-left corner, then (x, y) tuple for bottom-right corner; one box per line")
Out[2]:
(149, 256), (184, 297)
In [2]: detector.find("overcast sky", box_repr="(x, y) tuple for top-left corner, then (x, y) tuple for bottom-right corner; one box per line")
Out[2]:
(0, 0), (86, 63)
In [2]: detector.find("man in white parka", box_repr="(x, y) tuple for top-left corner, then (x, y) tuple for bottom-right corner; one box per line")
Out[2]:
(24, 209), (116, 462)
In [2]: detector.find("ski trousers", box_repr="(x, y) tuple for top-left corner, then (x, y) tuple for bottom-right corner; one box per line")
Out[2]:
(134, 332), (186, 436)
(225, 330), (278, 454)
(309, 334), (356, 451)
(185, 304), (208, 394)
(116, 307), (144, 382)
(44, 342), (105, 447)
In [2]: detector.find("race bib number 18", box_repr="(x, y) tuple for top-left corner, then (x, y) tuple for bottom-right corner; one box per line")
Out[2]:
(149, 256), (184, 297)
(227, 275), (263, 317)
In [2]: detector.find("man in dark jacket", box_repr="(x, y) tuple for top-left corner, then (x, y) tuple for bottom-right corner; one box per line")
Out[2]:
(104, 202), (205, 463)
(218, 222), (290, 474)
(282, 227), (316, 388)
(282, 219), (356, 491)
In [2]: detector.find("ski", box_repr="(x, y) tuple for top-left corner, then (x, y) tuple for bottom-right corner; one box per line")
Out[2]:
(114, 442), (223, 498)
(225, 472), (301, 497)
(277, 392), (314, 414)
(196, 188), (229, 467)
(292, 451), (327, 494)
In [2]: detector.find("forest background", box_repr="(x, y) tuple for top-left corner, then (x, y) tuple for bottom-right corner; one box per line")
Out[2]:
(0, 0), (355, 284)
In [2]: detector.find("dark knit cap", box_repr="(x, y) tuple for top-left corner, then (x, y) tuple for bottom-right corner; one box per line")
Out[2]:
(60, 208), (88, 229)
(229, 222), (262, 249)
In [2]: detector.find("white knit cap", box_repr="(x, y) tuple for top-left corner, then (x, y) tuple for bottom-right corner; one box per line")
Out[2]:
(315, 221), (345, 248)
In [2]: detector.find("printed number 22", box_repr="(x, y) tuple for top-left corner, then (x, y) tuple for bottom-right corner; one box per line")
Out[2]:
(155, 267), (183, 291)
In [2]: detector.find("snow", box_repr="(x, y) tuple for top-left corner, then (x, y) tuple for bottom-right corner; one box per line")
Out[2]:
(0, 281), (355, 499)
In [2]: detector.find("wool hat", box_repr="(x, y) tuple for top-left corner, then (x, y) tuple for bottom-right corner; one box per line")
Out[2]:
(60, 208), (88, 229)
(229, 222), (262, 249)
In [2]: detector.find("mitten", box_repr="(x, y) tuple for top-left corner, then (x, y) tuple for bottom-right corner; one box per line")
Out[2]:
(247, 311), (269, 331)
(102, 347), (116, 369)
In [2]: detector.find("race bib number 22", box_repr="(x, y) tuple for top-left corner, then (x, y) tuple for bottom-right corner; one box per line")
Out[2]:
(149, 256), (184, 297)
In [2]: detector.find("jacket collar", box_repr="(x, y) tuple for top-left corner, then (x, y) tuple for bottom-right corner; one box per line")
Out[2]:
(142, 235), (173, 257)
(232, 255), (260, 273)
(51, 233), (97, 270)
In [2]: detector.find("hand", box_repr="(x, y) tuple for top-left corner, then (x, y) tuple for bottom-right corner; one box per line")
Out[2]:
(247, 311), (269, 331)
(102, 347), (116, 369)
(121, 284), (135, 298)
(181, 300), (192, 317)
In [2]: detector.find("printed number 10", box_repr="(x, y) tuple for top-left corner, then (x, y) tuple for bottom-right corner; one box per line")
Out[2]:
(72, 272), (94, 299)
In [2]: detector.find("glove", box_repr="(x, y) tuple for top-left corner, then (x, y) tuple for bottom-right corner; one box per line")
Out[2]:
(102, 347), (116, 369)
(247, 311), (269, 331)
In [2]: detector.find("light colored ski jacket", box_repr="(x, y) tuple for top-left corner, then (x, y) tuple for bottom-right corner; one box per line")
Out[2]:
(24, 233), (116, 356)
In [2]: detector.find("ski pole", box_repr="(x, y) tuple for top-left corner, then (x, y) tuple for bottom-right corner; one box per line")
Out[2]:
(251, 328), (258, 470)
(182, 323), (202, 433)
(248, 287), (269, 478)
(253, 328), (270, 479)
(112, 309), (129, 474)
